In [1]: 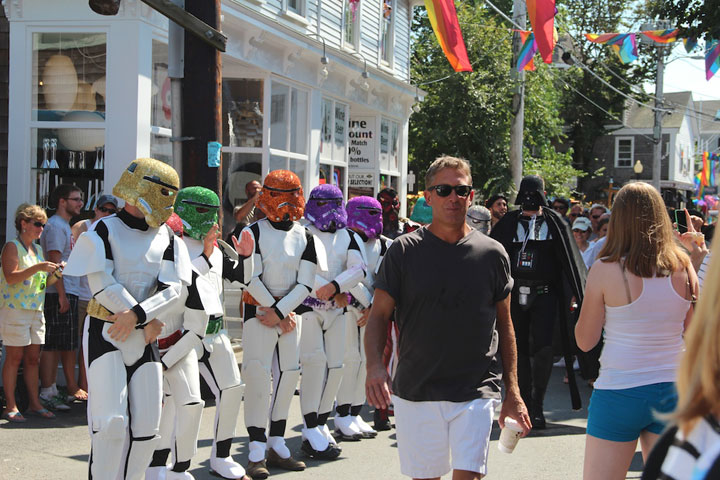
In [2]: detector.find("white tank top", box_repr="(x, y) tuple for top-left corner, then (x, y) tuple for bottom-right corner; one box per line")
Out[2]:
(594, 273), (690, 390)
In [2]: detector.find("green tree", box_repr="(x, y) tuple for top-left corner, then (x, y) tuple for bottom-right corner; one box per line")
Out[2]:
(649, 0), (720, 40)
(409, 3), (582, 200)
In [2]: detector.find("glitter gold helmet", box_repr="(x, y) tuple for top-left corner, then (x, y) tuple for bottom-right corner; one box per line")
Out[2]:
(113, 158), (179, 228)
(256, 169), (305, 222)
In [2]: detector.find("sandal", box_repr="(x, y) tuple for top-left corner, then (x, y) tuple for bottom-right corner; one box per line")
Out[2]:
(2, 410), (27, 423)
(25, 408), (57, 419)
(67, 389), (88, 402)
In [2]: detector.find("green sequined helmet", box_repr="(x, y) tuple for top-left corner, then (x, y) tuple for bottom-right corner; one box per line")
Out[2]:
(174, 186), (220, 240)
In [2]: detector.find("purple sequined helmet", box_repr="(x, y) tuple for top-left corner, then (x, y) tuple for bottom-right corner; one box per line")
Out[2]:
(346, 196), (383, 239)
(305, 184), (347, 232)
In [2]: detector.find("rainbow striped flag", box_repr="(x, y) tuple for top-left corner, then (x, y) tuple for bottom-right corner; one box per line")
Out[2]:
(706, 40), (720, 81)
(527, 0), (556, 63)
(424, 0), (472, 72)
(683, 37), (698, 53)
(641, 29), (679, 44)
(517, 31), (537, 71)
(585, 33), (637, 64)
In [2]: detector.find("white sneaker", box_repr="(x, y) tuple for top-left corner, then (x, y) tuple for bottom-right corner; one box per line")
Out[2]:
(319, 424), (338, 445)
(334, 415), (362, 440)
(164, 470), (194, 480)
(352, 415), (378, 438)
(145, 466), (167, 480)
(302, 426), (330, 452)
(210, 455), (247, 479)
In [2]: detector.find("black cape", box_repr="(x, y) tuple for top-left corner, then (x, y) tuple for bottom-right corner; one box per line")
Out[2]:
(491, 207), (593, 410)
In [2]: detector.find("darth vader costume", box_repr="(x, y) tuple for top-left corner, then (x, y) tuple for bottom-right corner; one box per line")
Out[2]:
(491, 175), (589, 428)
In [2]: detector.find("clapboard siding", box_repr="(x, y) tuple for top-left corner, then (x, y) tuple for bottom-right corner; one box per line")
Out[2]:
(232, 0), (411, 83)
(0, 8), (8, 246)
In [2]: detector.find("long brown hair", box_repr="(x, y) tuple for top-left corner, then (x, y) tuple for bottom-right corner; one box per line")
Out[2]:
(673, 244), (720, 434)
(598, 182), (688, 277)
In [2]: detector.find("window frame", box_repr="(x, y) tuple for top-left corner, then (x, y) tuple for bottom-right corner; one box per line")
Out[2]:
(379, 0), (396, 66)
(268, 78), (310, 189)
(614, 136), (634, 168)
(342, 0), (361, 52)
(320, 97), (349, 195)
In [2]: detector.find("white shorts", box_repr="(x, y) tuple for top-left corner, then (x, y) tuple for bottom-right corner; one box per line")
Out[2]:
(0, 307), (45, 347)
(393, 394), (499, 479)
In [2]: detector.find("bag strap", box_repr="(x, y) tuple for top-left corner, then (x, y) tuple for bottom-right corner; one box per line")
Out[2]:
(640, 424), (679, 480)
(686, 266), (697, 305)
(620, 261), (632, 304)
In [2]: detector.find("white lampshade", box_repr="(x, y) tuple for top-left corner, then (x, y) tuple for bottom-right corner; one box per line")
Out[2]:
(58, 110), (105, 151)
(42, 54), (78, 111)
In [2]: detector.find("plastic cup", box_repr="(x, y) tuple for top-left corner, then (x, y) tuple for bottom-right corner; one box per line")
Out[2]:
(498, 417), (523, 454)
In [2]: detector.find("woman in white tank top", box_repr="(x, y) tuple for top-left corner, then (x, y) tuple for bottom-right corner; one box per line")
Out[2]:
(575, 182), (697, 480)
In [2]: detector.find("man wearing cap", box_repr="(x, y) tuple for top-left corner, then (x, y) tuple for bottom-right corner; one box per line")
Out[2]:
(71, 193), (120, 396)
(491, 175), (587, 429)
(570, 217), (594, 269)
(486, 194), (508, 230)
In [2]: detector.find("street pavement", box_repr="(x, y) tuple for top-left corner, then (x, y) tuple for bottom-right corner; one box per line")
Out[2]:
(0, 366), (647, 479)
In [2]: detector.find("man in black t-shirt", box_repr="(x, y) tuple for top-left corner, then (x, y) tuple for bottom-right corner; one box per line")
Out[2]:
(366, 156), (531, 480)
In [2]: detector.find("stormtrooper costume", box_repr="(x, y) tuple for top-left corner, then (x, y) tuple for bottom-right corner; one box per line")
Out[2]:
(466, 205), (492, 235)
(241, 170), (317, 476)
(299, 185), (365, 459)
(146, 188), (252, 480)
(335, 196), (391, 440)
(64, 158), (192, 480)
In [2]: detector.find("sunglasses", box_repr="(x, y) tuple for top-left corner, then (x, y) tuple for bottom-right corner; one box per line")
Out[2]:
(33, 221), (45, 228)
(428, 184), (473, 198)
(569, 213), (580, 217)
(591, 215), (602, 219)
(97, 206), (116, 214)
(572, 228), (588, 233)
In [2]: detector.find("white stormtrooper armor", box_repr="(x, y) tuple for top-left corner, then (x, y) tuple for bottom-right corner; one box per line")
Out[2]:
(148, 235), (252, 480)
(65, 211), (192, 480)
(242, 218), (318, 466)
(299, 226), (365, 455)
(336, 235), (392, 439)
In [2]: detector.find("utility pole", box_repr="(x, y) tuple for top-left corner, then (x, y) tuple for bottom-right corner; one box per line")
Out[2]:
(181, 0), (224, 223)
(509, 0), (527, 198)
(641, 20), (671, 192)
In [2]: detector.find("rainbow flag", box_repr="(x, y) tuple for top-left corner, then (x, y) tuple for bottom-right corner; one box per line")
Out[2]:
(640, 29), (679, 44)
(517, 31), (537, 71)
(683, 37), (698, 53)
(424, 0), (472, 72)
(527, 0), (556, 63)
(701, 151), (711, 187)
(706, 40), (720, 81)
(585, 33), (637, 64)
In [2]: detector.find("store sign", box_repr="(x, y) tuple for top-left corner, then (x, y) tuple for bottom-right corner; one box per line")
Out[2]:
(348, 172), (375, 198)
(348, 116), (376, 170)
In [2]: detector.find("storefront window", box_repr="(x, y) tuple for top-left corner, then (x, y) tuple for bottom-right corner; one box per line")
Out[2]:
(31, 32), (106, 213)
(151, 40), (172, 164)
(380, 117), (400, 172)
(221, 78), (265, 234)
(269, 80), (309, 189)
(320, 97), (348, 193)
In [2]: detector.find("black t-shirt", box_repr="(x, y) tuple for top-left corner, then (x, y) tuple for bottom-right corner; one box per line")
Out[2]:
(375, 227), (513, 402)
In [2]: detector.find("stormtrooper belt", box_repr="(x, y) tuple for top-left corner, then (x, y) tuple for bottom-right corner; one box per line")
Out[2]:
(206, 316), (223, 335)
(87, 298), (114, 322)
(242, 291), (281, 307)
(158, 329), (183, 350)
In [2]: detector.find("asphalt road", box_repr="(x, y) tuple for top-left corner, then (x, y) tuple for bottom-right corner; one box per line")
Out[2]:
(0, 367), (647, 479)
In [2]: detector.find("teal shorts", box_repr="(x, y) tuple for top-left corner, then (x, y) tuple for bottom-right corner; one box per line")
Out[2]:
(587, 382), (677, 442)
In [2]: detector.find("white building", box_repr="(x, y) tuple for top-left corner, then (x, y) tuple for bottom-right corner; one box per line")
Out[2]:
(4, 0), (418, 238)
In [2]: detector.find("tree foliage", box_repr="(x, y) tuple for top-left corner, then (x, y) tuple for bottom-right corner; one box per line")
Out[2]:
(649, 0), (720, 40)
(409, 3), (582, 200)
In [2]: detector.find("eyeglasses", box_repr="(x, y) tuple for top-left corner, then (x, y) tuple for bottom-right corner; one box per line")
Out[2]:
(33, 221), (45, 228)
(97, 206), (116, 214)
(428, 184), (473, 198)
(65, 197), (83, 203)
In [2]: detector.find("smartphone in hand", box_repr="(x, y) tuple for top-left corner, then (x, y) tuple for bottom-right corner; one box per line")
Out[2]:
(675, 209), (688, 234)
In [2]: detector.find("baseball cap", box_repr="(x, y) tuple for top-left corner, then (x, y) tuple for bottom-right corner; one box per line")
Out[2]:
(96, 194), (119, 209)
(572, 217), (592, 231)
